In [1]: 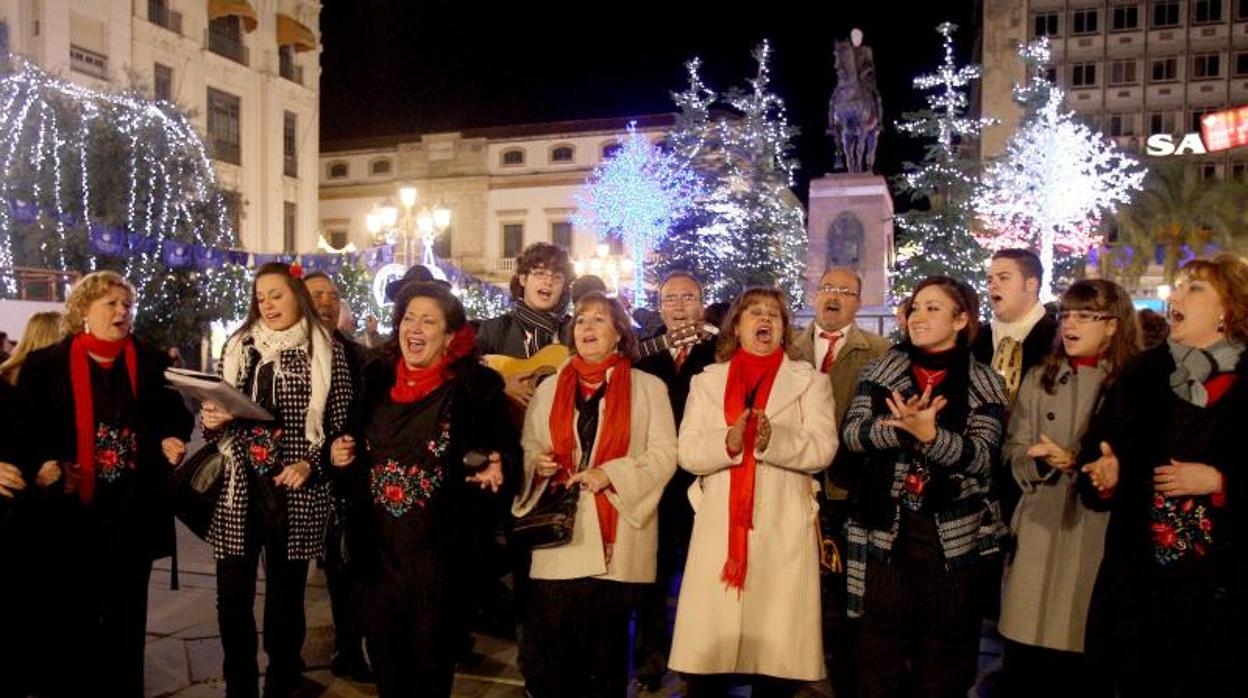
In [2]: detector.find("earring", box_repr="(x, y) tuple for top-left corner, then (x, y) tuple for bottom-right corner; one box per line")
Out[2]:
(1218, 316), (1226, 333)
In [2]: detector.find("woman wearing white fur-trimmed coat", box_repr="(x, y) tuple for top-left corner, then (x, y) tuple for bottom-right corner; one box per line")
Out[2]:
(668, 287), (838, 697)
(512, 291), (677, 698)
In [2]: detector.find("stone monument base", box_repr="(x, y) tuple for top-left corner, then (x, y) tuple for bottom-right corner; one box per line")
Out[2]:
(805, 173), (894, 308)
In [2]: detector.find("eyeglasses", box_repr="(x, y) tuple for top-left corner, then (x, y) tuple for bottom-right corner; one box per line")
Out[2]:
(1058, 310), (1112, 324)
(816, 285), (860, 298)
(661, 293), (700, 306)
(527, 269), (565, 282)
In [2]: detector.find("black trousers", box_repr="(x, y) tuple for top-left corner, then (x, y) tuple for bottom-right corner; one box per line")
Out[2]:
(1001, 640), (1109, 698)
(522, 577), (638, 698)
(216, 543), (310, 698)
(682, 674), (803, 697)
(322, 518), (365, 663)
(855, 512), (989, 698)
(819, 494), (857, 698)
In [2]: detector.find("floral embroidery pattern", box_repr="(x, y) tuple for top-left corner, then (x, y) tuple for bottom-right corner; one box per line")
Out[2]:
(1152, 492), (1216, 566)
(370, 459), (445, 517)
(94, 423), (137, 483)
(901, 463), (929, 512)
(369, 408), (452, 518)
(242, 425), (283, 476)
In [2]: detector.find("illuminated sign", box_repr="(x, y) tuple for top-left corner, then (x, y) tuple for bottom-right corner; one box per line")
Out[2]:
(1145, 133), (1208, 156)
(1200, 105), (1248, 152)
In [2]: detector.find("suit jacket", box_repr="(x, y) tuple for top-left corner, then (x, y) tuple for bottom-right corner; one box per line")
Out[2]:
(790, 322), (891, 497)
(971, 310), (1059, 387)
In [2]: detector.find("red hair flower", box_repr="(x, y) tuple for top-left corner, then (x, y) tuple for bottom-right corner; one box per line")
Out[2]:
(288, 263), (303, 279)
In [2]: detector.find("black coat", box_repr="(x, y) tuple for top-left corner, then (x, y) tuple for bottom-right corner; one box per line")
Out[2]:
(15, 336), (194, 560)
(1079, 343), (1247, 691)
(475, 311), (571, 359)
(0, 380), (20, 532)
(971, 311), (1059, 380)
(331, 357), (522, 582)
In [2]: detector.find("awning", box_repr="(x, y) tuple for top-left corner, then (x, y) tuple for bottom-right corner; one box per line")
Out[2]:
(207, 0), (257, 32)
(276, 14), (318, 52)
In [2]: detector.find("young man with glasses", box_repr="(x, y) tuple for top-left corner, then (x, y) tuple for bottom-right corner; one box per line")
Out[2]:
(791, 266), (890, 697)
(632, 271), (718, 692)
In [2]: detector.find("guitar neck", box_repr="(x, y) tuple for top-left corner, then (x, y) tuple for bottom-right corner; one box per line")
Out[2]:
(637, 334), (669, 360)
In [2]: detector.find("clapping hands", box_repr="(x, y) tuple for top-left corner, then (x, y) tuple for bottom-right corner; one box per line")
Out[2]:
(881, 386), (946, 444)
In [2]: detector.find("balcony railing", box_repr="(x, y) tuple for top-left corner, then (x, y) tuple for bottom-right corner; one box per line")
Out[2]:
(147, 1), (182, 35)
(206, 29), (248, 66)
(284, 155), (298, 178)
(279, 51), (304, 84)
(69, 45), (107, 79)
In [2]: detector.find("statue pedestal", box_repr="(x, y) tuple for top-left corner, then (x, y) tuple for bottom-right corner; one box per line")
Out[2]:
(805, 173), (894, 309)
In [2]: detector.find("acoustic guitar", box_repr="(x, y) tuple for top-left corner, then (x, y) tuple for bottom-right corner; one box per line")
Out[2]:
(483, 322), (719, 383)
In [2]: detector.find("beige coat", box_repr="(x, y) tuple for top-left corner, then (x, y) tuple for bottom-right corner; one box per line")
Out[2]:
(513, 366), (677, 583)
(668, 357), (838, 680)
(1000, 363), (1111, 652)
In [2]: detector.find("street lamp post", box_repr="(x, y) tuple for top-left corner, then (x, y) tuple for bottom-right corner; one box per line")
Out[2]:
(364, 183), (451, 270)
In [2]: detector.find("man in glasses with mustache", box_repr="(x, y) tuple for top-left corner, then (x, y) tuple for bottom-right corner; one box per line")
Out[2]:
(792, 266), (889, 698)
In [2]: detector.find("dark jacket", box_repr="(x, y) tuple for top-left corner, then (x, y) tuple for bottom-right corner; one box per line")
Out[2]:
(633, 328), (716, 427)
(331, 357), (522, 581)
(475, 310), (571, 359)
(0, 380), (19, 531)
(1079, 343), (1247, 691)
(971, 310), (1059, 379)
(15, 335), (194, 560)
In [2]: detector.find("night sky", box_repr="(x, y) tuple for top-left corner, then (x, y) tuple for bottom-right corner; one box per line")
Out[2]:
(319, 1), (979, 200)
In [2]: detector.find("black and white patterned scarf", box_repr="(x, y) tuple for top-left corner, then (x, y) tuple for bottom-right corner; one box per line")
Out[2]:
(513, 302), (563, 357)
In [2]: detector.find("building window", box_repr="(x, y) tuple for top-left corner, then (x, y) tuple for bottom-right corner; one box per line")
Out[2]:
(1112, 3), (1141, 29)
(501, 149), (525, 166)
(223, 191), (243, 235)
(328, 230), (348, 250)
(551, 221), (573, 250)
(502, 223), (524, 258)
(279, 45), (302, 84)
(283, 202), (296, 252)
(602, 143), (623, 160)
(1239, 0), (1248, 20)
(1193, 0), (1223, 23)
(327, 161), (349, 179)
(207, 16), (248, 66)
(1151, 56), (1179, 81)
(283, 111), (297, 178)
(1110, 59), (1139, 85)
(1190, 107), (1218, 132)
(206, 87), (241, 165)
(1072, 62), (1099, 87)
(1200, 161), (1219, 179)
(550, 145), (574, 163)
(153, 62), (172, 101)
(1072, 8), (1100, 34)
(369, 159), (391, 176)
(1192, 53), (1222, 79)
(147, 0), (182, 34)
(1232, 161), (1247, 179)
(1045, 66), (1059, 83)
(1152, 0), (1181, 27)
(69, 46), (107, 79)
(1236, 51), (1248, 75)
(1149, 111), (1178, 135)
(1109, 112), (1138, 136)
(1034, 11), (1061, 37)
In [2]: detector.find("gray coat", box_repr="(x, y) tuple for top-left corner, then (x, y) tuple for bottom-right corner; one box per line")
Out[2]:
(999, 361), (1111, 652)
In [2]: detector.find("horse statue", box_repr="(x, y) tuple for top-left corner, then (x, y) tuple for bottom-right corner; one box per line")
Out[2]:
(828, 29), (883, 174)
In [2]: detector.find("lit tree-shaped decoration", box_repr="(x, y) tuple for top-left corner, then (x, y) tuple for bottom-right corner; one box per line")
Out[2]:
(719, 40), (808, 309)
(974, 39), (1145, 299)
(0, 60), (248, 346)
(891, 22), (997, 302)
(573, 122), (701, 307)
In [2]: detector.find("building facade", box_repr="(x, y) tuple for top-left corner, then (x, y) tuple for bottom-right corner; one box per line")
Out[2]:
(980, 0), (1248, 175)
(318, 115), (673, 287)
(0, 0), (322, 254)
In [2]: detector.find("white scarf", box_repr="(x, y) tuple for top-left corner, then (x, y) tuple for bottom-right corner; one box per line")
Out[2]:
(991, 300), (1047, 350)
(222, 319), (333, 446)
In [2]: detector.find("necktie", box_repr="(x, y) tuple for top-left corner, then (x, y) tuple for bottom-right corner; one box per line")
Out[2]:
(820, 331), (843, 374)
(992, 336), (1024, 403)
(674, 346), (690, 372)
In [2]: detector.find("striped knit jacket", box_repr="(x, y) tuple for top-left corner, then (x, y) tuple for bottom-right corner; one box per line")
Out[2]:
(841, 346), (1009, 617)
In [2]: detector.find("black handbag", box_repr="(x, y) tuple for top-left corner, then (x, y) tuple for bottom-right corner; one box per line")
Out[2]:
(511, 483), (580, 549)
(171, 443), (225, 540)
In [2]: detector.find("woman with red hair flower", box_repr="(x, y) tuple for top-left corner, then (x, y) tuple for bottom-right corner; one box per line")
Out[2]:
(329, 282), (519, 697)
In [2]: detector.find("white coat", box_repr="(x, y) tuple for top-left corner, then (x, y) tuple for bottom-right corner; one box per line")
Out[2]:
(668, 356), (838, 680)
(513, 366), (678, 583)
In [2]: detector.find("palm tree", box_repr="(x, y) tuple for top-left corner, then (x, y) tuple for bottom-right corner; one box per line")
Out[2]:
(1113, 161), (1248, 283)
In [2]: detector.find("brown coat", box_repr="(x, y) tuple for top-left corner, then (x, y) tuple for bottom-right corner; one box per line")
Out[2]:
(790, 322), (891, 497)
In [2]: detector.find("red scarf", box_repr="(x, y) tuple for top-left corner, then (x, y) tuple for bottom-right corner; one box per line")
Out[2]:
(71, 333), (137, 504)
(549, 353), (631, 551)
(390, 325), (477, 404)
(1070, 355), (1101, 370)
(721, 348), (785, 589)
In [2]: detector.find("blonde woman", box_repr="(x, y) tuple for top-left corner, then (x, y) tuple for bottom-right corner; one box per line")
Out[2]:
(0, 311), (63, 385)
(17, 271), (192, 696)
